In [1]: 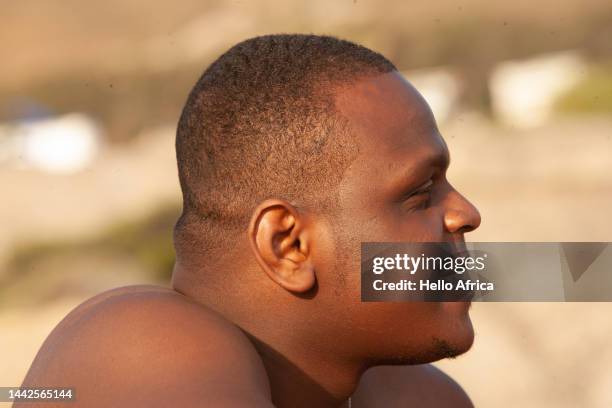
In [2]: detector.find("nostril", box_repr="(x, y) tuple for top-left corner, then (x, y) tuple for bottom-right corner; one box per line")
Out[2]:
(459, 224), (477, 234)
(442, 187), (482, 234)
(443, 207), (481, 234)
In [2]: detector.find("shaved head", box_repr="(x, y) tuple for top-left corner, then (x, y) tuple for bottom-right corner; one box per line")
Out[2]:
(174, 34), (396, 263)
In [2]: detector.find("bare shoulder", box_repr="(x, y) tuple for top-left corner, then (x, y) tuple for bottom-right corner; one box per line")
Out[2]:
(351, 364), (473, 408)
(18, 285), (273, 408)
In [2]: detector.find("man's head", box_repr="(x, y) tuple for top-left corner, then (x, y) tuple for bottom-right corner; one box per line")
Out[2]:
(175, 34), (394, 261)
(173, 34), (481, 366)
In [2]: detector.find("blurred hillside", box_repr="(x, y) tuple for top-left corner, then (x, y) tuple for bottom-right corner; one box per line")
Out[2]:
(2, 0), (612, 140)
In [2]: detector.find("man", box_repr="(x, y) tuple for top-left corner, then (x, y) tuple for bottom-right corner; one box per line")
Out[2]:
(18, 34), (480, 407)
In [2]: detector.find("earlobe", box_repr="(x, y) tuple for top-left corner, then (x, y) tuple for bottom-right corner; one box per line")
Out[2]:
(248, 199), (316, 293)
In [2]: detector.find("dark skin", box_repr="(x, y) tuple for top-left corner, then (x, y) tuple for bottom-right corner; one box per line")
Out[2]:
(18, 71), (480, 407)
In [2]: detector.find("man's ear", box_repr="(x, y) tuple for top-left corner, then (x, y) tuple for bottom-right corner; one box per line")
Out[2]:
(248, 199), (315, 293)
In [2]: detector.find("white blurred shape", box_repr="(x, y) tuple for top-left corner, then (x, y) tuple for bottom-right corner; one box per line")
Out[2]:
(0, 124), (18, 163)
(490, 51), (586, 128)
(403, 67), (460, 124)
(17, 113), (100, 173)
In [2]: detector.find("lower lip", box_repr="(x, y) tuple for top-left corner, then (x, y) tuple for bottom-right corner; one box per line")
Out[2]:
(442, 301), (472, 313)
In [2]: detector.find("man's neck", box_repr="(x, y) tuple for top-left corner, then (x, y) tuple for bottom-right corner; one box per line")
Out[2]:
(245, 332), (362, 408)
(173, 267), (365, 407)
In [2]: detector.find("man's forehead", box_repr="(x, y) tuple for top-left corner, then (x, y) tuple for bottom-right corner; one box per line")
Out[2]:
(334, 71), (447, 166)
(335, 71), (429, 119)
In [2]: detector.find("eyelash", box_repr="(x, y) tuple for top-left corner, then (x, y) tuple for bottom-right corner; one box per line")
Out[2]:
(403, 180), (433, 210)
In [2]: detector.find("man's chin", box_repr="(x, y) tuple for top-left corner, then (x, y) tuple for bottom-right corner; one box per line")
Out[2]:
(422, 308), (475, 362)
(400, 332), (474, 365)
(375, 325), (474, 366)
(430, 333), (474, 359)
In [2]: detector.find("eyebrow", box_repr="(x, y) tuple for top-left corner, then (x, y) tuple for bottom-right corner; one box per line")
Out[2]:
(391, 145), (450, 194)
(408, 144), (450, 175)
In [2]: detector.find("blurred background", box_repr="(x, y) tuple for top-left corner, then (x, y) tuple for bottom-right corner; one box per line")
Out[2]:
(1, 0), (611, 406)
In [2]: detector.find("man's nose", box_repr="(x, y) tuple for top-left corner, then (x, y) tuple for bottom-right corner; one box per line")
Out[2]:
(443, 189), (481, 234)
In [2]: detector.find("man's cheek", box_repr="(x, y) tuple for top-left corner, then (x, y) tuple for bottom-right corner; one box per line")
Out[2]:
(393, 216), (442, 242)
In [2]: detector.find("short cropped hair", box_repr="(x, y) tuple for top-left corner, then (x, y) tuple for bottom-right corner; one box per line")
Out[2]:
(175, 34), (396, 261)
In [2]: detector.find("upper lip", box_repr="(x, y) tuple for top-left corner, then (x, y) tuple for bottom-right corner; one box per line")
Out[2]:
(448, 240), (469, 257)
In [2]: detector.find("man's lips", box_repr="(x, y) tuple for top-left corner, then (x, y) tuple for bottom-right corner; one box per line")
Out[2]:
(449, 240), (469, 258)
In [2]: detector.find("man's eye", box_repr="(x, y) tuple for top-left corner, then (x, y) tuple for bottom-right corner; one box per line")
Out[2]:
(408, 180), (433, 198)
(401, 180), (433, 210)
